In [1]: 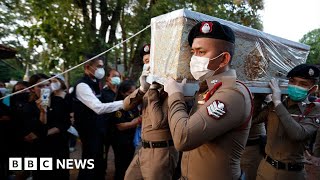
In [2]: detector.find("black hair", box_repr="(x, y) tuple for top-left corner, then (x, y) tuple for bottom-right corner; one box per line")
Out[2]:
(12, 81), (29, 93)
(83, 54), (105, 67)
(50, 75), (67, 90)
(28, 73), (49, 101)
(116, 80), (136, 100)
(29, 73), (49, 86)
(56, 78), (67, 90)
(0, 81), (5, 87)
(106, 68), (120, 78)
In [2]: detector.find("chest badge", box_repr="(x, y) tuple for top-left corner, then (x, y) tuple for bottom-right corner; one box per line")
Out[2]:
(207, 100), (226, 119)
(115, 111), (122, 118)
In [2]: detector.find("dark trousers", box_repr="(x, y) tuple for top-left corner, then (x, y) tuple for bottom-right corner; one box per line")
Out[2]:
(78, 129), (106, 180)
(69, 134), (77, 148)
(32, 135), (69, 180)
(104, 133), (116, 178)
(0, 121), (14, 180)
(113, 142), (135, 180)
(173, 152), (182, 180)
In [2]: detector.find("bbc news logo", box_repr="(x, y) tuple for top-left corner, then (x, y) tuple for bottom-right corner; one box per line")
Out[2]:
(9, 158), (94, 170)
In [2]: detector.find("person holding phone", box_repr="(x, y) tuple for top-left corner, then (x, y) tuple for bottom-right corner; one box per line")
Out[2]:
(39, 74), (71, 180)
(19, 73), (50, 180)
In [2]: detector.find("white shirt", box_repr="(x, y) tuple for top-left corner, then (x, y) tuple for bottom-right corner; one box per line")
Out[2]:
(76, 82), (123, 115)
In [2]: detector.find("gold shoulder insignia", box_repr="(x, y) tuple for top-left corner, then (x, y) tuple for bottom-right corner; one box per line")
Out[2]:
(115, 111), (122, 118)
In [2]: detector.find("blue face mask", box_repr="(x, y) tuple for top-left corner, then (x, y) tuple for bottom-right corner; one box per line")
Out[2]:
(287, 84), (310, 102)
(111, 77), (121, 85)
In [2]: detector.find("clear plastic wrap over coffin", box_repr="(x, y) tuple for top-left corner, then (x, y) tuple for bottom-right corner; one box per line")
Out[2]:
(148, 9), (310, 94)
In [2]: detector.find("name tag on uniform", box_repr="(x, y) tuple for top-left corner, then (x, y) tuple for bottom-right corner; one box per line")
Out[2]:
(207, 100), (226, 119)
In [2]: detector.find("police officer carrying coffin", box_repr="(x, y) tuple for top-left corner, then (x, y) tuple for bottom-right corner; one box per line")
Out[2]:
(72, 55), (124, 180)
(241, 94), (267, 180)
(314, 128), (320, 157)
(164, 21), (253, 180)
(123, 44), (179, 180)
(255, 64), (320, 180)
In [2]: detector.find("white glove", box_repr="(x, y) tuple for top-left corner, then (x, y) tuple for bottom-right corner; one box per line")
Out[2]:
(139, 70), (150, 93)
(164, 78), (187, 96)
(269, 78), (282, 106)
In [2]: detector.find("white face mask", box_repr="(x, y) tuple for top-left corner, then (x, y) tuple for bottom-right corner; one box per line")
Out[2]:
(190, 53), (225, 81)
(50, 82), (61, 91)
(94, 68), (105, 79)
(0, 87), (7, 95)
(143, 63), (150, 71)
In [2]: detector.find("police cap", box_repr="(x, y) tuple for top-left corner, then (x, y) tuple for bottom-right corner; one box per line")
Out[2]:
(188, 21), (235, 46)
(140, 44), (150, 58)
(287, 64), (320, 80)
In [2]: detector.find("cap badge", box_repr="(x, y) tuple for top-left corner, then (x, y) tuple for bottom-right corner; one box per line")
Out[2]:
(309, 68), (314, 76)
(207, 100), (226, 119)
(144, 45), (150, 53)
(200, 22), (213, 34)
(210, 80), (218, 84)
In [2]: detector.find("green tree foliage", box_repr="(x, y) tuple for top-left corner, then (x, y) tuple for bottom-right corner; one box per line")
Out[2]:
(0, 0), (264, 84)
(0, 60), (24, 82)
(300, 28), (320, 65)
(188, 0), (263, 30)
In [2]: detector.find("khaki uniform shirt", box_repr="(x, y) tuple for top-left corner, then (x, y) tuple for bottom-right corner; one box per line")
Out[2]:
(256, 100), (320, 163)
(167, 69), (252, 180)
(124, 88), (172, 141)
(313, 127), (320, 157)
(248, 98), (267, 140)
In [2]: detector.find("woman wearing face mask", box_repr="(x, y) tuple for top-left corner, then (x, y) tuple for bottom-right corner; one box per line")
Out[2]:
(18, 74), (50, 180)
(19, 74), (70, 180)
(111, 80), (141, 180)
(100, 69), (122, 178)
(255, 64), (320, 180)
(39, 75), (71, 180)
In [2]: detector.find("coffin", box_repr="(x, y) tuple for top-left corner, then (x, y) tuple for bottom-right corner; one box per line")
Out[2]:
(148, 9), (310, 94)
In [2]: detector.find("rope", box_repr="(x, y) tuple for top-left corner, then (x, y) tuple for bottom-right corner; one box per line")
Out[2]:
(0, 24), (151, 100)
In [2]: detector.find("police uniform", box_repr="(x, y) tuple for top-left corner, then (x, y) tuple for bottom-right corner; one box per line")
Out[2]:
(255, 64), (320, 180)
(168, 69), (252, 180)
(100, 86), (123, 179)
(314, 128), (320, 157)
(240, 95), (267, 180)
(165, 21), (253, 180)
(305, 127), (320, 179)
(123, 86), (179, 180)
(112, 107), (140, 180)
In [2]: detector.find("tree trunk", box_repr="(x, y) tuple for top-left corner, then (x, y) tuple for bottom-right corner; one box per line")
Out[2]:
(79, 0), (90, 26)
(99, 0), (109, 43)
(128, 0), (156, 80)
(91, 0), (97, 33)
(107, 0), (123, 46)
(120, 8), (128, 72)
(128, 34), (144, 79)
